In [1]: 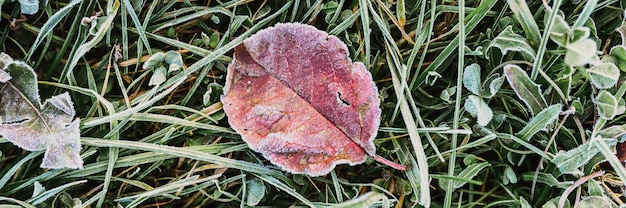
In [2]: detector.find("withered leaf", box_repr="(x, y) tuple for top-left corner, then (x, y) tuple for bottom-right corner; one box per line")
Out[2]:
(222, 23), (403, 176)
(0, 53), (82, 169)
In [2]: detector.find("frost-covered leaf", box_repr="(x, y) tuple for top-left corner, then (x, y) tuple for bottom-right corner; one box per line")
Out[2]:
(245, 179), (265, 206)
(425, 71), (441, 86)
(463, 64), (481, 96)
(164, 51), (183, 73)
(609, 45), (626, 72)
(485, 74), (505, 98)
(464, 95), (493, 126)
(143, 52), (164, 70)
(439, 162), (491, 191)
(595, 90), (618, 120)
(439, 86), (456, 103)
(144, 51), (184, 86)
(599, 124), (626, 139)
(520, 197), (531, 208)
(521, 172), (573, 189)
(587, 62), (620, 89)
(503, 166), (518, 185)
(548, 12), (570, 46)
(489, 26), (536, 59)
(551, 138), (617, 176)
(504, 64), (547, 115)
(19, 0), (40, 15)
(507, 0), (541, 47)
(516, 104), (562, 141)
(574, 196), (611, 208)
(570, 27), (590, 42)
(542, 197), (570, 208)
(222, 23), (404, 176)
(565, 38), (597, 67)
(0, 53), (82, 169)
(32, 181), (45, 198)
(148, 66), (167, 86)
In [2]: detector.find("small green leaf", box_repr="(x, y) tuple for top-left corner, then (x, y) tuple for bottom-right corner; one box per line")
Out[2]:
(463, 63), (481, 96)
(565, 38), (597, 67)
(609, 45), (626, 72)
(551, 138), (617, 175)
(440, 162), (491, 191)
(485, 74), (505, 98)
(587, 181), (603, 196)
(542, 197), (570, 208)
(520, 197), (531, 208)
(18, 0), (40, 15)
(587, 63), (620, 89)
(164, 51), (183, 73)
(548, 12), (570, 46)
(521, 172), (573, 189)
(439, 86), (456, 103)
(143, 52), (164, 70)
(599, 124), (626, 140)
(464, 95), (493, 126)
(489, 26), (536, 59)
(504, 64), (548, 115)
(516, 104), (562, 141)
(32, 181), (45, 198)
(149, 66), (167, 86)
(245, 179), (265, 206)
(610, 45), (626, 60)
(595, 90), (618, 119)
(575, 196), (611, 208)
(209, 32), (220, 48)
(570, 27), (591, 42)
(504, 166), (518, 184)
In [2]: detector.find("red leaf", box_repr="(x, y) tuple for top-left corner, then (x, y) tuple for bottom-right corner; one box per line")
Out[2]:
(222, 23), (404, 176)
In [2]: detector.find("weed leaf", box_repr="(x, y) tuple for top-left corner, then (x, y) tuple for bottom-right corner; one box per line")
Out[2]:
(18, 0), (41, 15)
(595, 90), (618, 120)
(587, 63), (619, 89)
(520, 172), (573, 189)
(504, 64), (547, 115)
(565, 38), (597, 67)
(516, 104), (562, 141)
(576, 196), (611, 208)
(463, 63), (481, 95)
(0, 53), (82, 169)
(439, 162), (491, 191)
(464, 95), (493, 126)
(551, 138), (617, 176)
(489, 26), (536, 60)
(599, 124), (626, 139)
(245, 179), (266, 206)
(506, 0), (541, 47)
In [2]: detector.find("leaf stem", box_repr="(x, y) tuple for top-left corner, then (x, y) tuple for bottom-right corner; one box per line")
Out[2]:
(372, 155), (406, 171)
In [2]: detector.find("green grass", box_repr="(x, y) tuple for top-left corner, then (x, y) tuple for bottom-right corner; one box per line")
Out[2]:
(1, 0), (626, 207)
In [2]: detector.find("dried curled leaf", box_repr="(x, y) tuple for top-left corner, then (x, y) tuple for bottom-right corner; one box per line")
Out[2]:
(222, 23), (402, 176)
(0, 53), (82, 169)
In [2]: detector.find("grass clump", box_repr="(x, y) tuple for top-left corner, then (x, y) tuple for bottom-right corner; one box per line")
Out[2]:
(0, 0), (626, 207)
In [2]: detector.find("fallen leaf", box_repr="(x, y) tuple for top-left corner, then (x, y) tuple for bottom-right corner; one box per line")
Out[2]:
(222, 23), (404, 176)
(0, 52), (82, 169)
